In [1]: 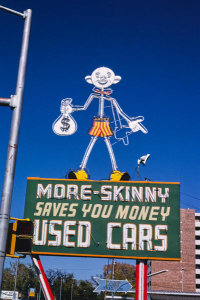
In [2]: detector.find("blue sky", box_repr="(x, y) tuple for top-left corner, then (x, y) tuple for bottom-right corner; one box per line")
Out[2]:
(0, 0), (200, 280)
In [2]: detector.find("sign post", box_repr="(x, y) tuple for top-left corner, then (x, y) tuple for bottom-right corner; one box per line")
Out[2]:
(135, 260), (147, 300)
(31, 255), (54, 300)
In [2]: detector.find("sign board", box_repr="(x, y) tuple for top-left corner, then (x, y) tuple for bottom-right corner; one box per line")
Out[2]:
(24, 178), (180, 260)
(94, 278), (132, 293)
(0, 291), (18, 300)
(28, 288), (35, 297)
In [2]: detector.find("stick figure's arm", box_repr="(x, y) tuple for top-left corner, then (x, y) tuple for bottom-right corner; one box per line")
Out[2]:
(72, 93), (99, 112)
(111, 97), (148, 134)
(111, 97), (132, 122)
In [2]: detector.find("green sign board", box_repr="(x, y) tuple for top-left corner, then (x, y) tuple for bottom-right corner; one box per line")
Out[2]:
(24, 178), (180, 260)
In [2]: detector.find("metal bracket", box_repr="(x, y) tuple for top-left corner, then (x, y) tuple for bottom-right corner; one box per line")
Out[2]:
(0, 98), (11, 107)
(6, 254), (26, 259)
(9, 95), (18, 108)
(10, 217), (30, 221)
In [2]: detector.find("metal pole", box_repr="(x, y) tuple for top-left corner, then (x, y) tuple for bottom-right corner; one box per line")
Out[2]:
(111, 259), (115, 300)
(0, 6), (24, 17)
(59, 278), (62, 300)
(14, 258), (19, 292)
(39, 283), (41, 300)
(147, 270), (168, 278)
(70, 283), (73, 300)
(181, 268), (184, 292)
(0, 7), (32, 291)
(137, 165), (140, 180)
(0, 98), (11, 106)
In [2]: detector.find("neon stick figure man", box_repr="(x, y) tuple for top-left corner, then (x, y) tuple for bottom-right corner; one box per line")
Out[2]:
(53, 67), (148, 181)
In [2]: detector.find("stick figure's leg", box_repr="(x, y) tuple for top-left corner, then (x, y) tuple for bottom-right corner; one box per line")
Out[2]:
(104, 137), (118, 170)
(104, 137), (130, 181)
(68, 137), (98, 180)
(80, 136), (98, 169)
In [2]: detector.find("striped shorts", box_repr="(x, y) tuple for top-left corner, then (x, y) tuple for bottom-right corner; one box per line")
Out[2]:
(88, 117), (113, 137)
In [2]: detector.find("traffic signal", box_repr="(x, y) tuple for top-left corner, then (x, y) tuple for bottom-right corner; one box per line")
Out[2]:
(6, 222), (17, 256)
(6, 219), (34, 256)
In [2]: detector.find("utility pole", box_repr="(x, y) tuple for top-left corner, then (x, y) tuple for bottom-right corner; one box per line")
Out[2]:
(14, 258), (19, 293)
(71, 283), (73, 300)
(59, 278), (63, 300)
(111, 258), (115, 300)
(0, 5), (32, 291)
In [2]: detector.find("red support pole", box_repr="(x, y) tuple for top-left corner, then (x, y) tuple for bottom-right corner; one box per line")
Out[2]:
(135, 259), (147, 300)
(31, 254), (54, 300)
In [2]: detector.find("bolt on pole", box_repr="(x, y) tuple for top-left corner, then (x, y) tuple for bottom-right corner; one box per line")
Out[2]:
(0, 6), (32, 291)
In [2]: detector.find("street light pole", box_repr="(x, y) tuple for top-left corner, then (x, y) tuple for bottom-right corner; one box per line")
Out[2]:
(147, 270), (168, 278)
(0, 5), (32, 291)
(181, 268), (184, 292)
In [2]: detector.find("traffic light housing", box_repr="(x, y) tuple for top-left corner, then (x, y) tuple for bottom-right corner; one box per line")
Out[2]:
(6, 219), (34, 256)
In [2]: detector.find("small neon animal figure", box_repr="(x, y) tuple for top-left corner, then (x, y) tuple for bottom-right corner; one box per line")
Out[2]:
(53, 67), (148, 181)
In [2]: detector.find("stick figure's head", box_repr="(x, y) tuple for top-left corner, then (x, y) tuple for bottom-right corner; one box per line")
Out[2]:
(85, 67), (121, 89)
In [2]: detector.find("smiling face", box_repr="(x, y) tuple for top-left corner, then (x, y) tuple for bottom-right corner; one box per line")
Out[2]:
(85, 67), (121, 89)
(91, 67), (116, 88)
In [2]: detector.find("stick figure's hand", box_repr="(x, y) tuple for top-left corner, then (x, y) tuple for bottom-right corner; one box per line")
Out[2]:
(123, 117), (148, 134)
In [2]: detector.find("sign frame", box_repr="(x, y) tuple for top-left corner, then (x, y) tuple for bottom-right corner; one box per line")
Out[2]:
(24, 178), (180, 261)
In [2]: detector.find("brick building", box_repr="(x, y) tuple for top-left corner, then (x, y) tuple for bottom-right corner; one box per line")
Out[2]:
(148, 209), (200, 293)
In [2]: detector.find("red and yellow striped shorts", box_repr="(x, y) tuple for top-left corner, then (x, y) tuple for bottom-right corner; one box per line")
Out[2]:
(88, 117), (113, 137)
